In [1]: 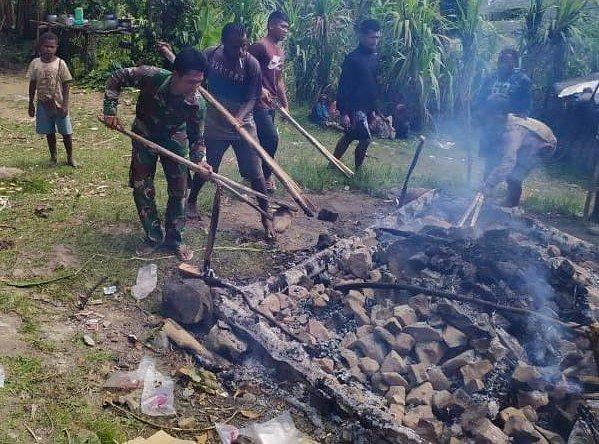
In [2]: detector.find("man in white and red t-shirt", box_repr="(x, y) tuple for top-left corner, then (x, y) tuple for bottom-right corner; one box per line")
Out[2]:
(248, 10), (290, 193)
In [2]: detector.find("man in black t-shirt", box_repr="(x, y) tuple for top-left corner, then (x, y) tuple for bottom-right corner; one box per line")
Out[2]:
(333, 19), (381, 169)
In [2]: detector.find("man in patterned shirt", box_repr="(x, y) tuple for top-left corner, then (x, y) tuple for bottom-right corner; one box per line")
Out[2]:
(102, 47), (212, 261)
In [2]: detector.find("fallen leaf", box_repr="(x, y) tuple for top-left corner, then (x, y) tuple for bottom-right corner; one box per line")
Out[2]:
(195, 433), (208, 444)
(240, 409), (261, 420)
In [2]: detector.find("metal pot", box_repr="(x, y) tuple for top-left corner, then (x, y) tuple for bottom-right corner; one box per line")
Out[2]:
(104, 19), (118, 29)
(46, 14), (58, 23)
(118, 18), (132, 29)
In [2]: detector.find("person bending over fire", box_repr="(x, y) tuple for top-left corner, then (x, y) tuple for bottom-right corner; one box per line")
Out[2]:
(480, 95), (557, 207)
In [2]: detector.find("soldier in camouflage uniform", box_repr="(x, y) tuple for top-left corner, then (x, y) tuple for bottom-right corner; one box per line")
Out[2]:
(103, 47), (212, 261)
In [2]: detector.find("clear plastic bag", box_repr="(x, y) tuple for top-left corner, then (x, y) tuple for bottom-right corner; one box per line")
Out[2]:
(140, 363), (176, 416)
(103, 356), (154, 390)
(216, 411), (300, 444)
(131, 263), (157, 300)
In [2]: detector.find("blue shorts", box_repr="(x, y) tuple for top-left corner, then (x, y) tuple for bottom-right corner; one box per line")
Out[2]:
(36, 103), (73, 135)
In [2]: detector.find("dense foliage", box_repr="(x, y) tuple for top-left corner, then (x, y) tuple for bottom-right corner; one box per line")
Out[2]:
(2, 0), (597, 123)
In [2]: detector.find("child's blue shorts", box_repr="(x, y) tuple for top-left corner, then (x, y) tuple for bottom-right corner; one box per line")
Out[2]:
(36, 103), (73, 136)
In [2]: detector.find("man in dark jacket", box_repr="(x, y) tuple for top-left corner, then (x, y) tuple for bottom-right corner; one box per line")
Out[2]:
(333, 19), (381, 169)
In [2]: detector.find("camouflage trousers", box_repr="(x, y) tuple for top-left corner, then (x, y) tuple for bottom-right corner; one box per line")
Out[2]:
(129, 139), (188, 247)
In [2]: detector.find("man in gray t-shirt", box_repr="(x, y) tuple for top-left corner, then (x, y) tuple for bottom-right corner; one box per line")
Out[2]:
(159, 23), (274, 239)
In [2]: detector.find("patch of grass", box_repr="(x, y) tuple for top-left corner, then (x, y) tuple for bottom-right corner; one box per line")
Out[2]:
(522, 190), (585, 217)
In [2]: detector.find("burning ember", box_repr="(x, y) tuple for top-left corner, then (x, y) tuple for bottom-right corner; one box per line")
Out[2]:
(176, 191), (599, 443)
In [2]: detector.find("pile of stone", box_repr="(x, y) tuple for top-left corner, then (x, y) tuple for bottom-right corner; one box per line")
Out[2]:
(251, 230), (596, 443)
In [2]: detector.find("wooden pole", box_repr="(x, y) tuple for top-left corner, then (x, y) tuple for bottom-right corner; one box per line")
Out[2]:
(456, 192), (483, 228)
(398, 135), (426, 206)
(198, 86), (316, 217)
(203, 185), (222, 273)
(98, 117), (293, 217)
(583, 132), (599, 221)
(276, 106), (354, 178)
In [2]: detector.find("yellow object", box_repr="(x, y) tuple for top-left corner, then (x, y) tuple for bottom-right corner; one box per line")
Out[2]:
(124, 430), (196, 444)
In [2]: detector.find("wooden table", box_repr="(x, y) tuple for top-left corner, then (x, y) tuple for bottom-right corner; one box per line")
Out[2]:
(31, 20), (138, 73)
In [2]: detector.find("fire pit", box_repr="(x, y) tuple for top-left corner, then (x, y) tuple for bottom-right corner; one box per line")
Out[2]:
(202, 191), (599, 443)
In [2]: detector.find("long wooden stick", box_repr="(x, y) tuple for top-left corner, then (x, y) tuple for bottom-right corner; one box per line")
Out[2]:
(334, 281), (586, 332)
(457, 192), (483, 228)
(469, 193), (485, 228)
(277, 106), (354, 177)
(204, 186), (222, 273)
(398, 135), (426, 206)
(98, 117), (294, 215)
(583, 143), (599, 221)
(198, 86), (316, 216)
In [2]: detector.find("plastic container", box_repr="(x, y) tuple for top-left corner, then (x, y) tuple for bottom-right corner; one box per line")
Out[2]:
(74, 7), (84, 25)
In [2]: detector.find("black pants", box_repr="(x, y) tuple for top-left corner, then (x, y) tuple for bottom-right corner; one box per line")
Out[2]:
(254, 108), (279, 180)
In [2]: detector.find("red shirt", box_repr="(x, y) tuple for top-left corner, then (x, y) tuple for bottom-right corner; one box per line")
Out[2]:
(249, 37), (287, 109)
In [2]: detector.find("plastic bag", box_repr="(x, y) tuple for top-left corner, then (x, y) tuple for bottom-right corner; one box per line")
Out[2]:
(131, 263), (157, 300)
(0, 365), (5, 388)
(103, 356), (154, 390)
(216, 411), (300, 444)
(140, 363), (176, 416)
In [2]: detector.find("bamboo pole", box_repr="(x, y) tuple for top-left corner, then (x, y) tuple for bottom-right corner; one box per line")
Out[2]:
(276, 106), (354, 177)
(98, 117), (292, 218)
(398, 135), (426, 206)
(198, 86), (316, 217)
(456, 192), (483, 228)
(203, 185), (222, 273)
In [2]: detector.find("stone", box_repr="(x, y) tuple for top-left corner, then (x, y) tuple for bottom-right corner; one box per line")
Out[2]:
(368, 269), (383, 282)
(371, 372), (390, 393)
(347, 299), (371, 326)
(178, 417), (197, 429)
(350, 365), (367, 383)
(426, 366), (451, 391)
(317, 233), (335, 250)
(513, 362), (545, 389)
(547, 245), (561, 257)
(347, 289), (366, 304)
(288, 285), (309, 299)
(521, 406), (538, 423)
(314, 357), (334, 373)
(340, 332), (358, 349)
(488, 337), (509, 361)
(389, 403), (405, 423)
(381, 350), (407, 374)
(432, 390), (453, 412)
(499, 407), (528, 424)
(312, 293), (330, 308)
(408, 363), (430, 385)
(415, 417), (445, 442)
(393, 305), (418, 327)
(371, 305), (394, 322)
(408, 294), (433, 318)
(403, 323), (442, 342)
(504, 416), (541, 442)
(308, 319), (332, 342)
(403, 405), (434, 429)
(517, 390), (549, 409)
(443, 325), (468, 349)
(345, 249), (373, 278)
(383, 318), (403, 335)
(386, 385), (406, 405)
(357, 334), (388, 363)
(534, 426), (565, 444)
(437, 301), (494, 339)
(374, 326), (399, 350)
(394, 333), (415, 354)
(162, 279), (212, 325)
(277, 293), (294, 310)
(359, 357), (380, 375)
(406, 382), (434, 406)
(205, 321), (247, 360)
(356, 325), (374, 338)
(340, 348), (360, 368)
(466, 418), (509, 444)
(415, 341), (446, 365)
(441, 350), (476, 375)
(262, 293), (281, 313)
(382, 372), (409, 387)
(461, 360), (492, 393)
(0, 166), (24, 180)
